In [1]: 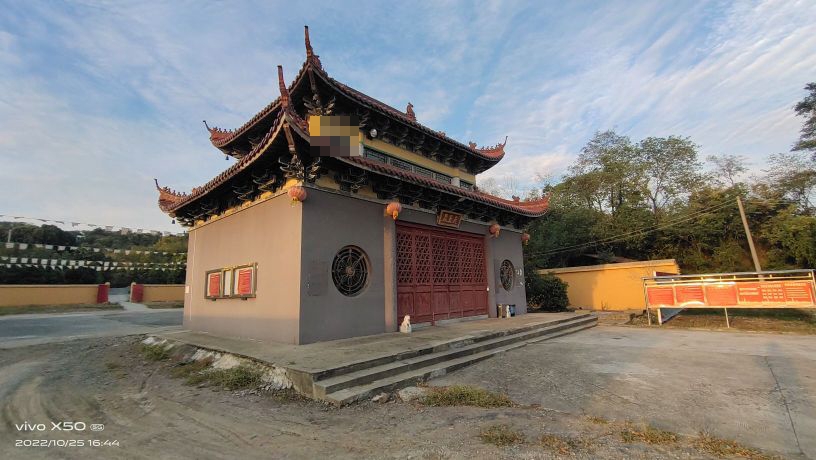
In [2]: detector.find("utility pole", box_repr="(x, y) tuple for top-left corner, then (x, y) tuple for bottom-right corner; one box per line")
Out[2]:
(737, 197), (762, 272)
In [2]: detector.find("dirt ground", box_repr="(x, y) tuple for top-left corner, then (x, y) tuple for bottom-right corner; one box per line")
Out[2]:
(627, 308), (816, 334)
(0, 335), (792, 459)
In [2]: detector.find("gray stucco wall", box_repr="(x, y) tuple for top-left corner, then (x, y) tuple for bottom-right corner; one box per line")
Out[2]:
(183, 193), (302, 344)
(182, 185), (529, 345)
(489, 228), (528, 315)
(298, 188), (388, 344)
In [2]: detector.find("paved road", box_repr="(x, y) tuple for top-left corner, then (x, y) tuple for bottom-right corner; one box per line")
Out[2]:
(432, 325), (816, 459)
(0, 309), (183, 349)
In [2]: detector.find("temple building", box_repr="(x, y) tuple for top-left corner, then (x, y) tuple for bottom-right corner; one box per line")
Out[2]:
(156, 27), (549, 345)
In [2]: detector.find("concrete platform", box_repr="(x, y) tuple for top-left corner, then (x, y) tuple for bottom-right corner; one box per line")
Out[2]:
(156, 312), (597, 403)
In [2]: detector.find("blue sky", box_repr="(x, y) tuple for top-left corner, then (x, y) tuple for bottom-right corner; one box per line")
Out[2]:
(1, 0), (814, 232)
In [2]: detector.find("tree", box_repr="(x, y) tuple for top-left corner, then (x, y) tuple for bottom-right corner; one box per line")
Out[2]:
(793, 82), (816, 158)
(707, 154), (748, 187)
(637, 136), (702, 219)
(564, 130), (644, 215)
(764, 152), (816, 213)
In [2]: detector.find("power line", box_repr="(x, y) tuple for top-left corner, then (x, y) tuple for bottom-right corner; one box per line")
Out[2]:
(528, 198), (731, 256)
(525, 194), (811, 260)
(524, 195), (740, 259)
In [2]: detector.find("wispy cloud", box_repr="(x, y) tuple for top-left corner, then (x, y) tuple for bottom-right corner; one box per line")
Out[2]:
(0, 0), (813, 229)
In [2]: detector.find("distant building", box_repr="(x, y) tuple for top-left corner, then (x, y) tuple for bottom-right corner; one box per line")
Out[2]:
(156, 27), (549, 344)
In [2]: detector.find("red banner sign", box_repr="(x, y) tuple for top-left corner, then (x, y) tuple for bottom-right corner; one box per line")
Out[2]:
(234, 266), (255, 297)
(646, 280), (816, 308)
(206, 272), (221, 298)
(647, 287), (675, 306)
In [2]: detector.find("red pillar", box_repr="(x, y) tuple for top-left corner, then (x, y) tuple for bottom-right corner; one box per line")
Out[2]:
(97, 283), (109, 304)
(131, 283), (144, 303)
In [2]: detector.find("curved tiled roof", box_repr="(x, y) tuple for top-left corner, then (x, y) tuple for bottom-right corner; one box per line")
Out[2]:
(324, 75), (505, 162)
(159, 110), (289, 214)
(342, 156), (549, 217)
(206, 26), (505, 164)
(154, 179), (189, 212)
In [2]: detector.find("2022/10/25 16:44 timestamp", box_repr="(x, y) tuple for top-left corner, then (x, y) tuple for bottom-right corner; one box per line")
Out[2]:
(14, 421), (120, 448)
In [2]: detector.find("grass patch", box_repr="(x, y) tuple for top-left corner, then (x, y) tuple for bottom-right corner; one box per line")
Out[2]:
(140, 343), (171, 361)
(422, 385), (514, 408)
(540, 434), (580, 454)
(171, 359), (213, 384)
(144, 301), (183, 309)
(0, 302), (123, 316)
(479, 424), (524, 447)
(620, 423), (678, 445)
(586, 415), (609, 425)
(188, 365), (263, 390)
(630, 308), (816, 334)
(695, 432), (775, 459)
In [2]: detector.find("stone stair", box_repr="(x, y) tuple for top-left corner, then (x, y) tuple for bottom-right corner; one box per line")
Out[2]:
(312, 313), (598, 405)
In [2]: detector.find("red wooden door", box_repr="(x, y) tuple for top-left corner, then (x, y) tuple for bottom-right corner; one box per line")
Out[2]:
(396, 223), (487, 324)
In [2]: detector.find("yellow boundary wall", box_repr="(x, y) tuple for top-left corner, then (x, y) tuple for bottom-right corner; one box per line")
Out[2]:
(0, 285), (100, 307)
(140, 284), (184, 302)
(539, 259), (680, 311)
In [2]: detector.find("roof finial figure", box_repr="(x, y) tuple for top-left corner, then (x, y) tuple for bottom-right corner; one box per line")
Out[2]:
(305, 25), (314, 58)
(304, 25), (322, 68)
(278, 65), (290, 107)
(406, 102), (416, 120)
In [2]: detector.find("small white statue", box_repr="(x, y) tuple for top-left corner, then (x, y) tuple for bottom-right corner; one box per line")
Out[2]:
(400, 315), (412, 333)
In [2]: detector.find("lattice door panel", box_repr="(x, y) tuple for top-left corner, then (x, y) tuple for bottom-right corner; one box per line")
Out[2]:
(396, 223), (488, 324)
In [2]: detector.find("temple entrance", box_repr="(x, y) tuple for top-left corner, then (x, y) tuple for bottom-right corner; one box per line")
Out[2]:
(396, 222), (488, 324)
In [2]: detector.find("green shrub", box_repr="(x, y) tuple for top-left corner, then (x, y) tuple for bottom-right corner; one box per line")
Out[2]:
(140, 343), (171, 361)
(526, 270), (569, 311)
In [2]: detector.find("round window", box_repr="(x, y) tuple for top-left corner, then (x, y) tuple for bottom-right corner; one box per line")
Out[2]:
(332, 246), (370, 296)
(500, 260), (515, 291)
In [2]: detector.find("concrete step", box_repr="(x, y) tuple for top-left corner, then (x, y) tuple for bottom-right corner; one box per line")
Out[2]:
(314, 314), (597, 398)
(320, 316), (597, 405)
(311, 314), (591, 382)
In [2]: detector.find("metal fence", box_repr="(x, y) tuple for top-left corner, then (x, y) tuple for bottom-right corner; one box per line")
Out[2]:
(642, 270), (816, 326)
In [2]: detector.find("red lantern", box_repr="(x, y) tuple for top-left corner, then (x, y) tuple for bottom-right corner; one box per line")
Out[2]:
(489, 223), (501, 238)
(521, 232), (530, 245)
(288, 185), (307, 204)
(386, 201), (402, 220)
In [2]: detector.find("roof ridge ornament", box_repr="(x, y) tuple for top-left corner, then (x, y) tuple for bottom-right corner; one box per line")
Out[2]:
(406, 102), (416, 120)
(277, 65), (290, 107)
(203, 120), (233, 142)
(304, 25), (322, 69)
